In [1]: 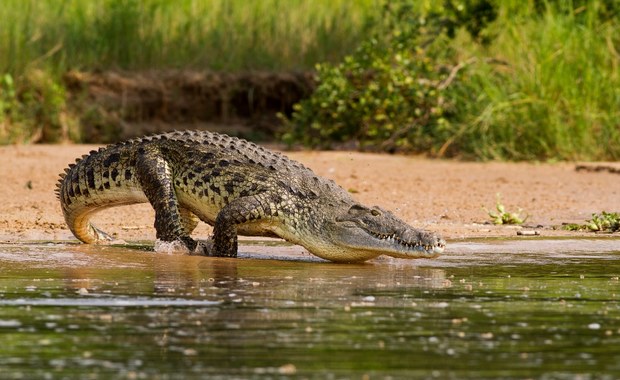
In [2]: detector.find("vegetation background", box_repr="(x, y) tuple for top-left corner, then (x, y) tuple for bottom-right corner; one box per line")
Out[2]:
(0, 0), (618, 161)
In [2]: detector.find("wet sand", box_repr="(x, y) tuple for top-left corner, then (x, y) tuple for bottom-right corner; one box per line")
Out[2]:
(0, 144), (618, 243)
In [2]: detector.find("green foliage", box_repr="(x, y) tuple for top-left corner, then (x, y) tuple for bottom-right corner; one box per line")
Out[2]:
(282, 2), (461, 152)
(283, 0), (620, 160)
(484, 195), (528, 225)
(433, 0), (498, 43)
(0, 0), (383, 144)
(448, 1), (620, 160)
(0, 0), (381, 75)
(564, 212), (620, 233)
(1, 0), (620, 157)
(0, 71), (78, 143)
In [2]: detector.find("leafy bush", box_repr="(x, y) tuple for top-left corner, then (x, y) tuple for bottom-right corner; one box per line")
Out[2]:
(0, 71), (79, 143)
(281, 1), (493, 153)
(283, 0), (620, 161)
(282, 42), (454, 152)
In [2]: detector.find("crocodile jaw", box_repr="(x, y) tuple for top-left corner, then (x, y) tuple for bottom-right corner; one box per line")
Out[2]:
(315, 204), (446, 262)
(364, 226), (446, 258)
(330, 223), (446, 260)
(300, 226), (445, 263)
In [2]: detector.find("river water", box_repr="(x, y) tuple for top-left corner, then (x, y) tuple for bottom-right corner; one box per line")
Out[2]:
(0, 238), (619, 379)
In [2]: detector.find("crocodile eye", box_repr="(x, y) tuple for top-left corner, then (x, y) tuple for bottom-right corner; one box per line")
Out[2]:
(371, 209), (381, 216)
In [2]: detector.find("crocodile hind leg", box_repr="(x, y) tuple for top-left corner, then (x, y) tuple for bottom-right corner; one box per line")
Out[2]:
(179, 207), (200, 235)
(135, 147), (197, 251)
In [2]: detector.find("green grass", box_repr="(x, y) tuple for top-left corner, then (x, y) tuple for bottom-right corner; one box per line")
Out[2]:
(1, 0), (620, 161)
(0, 0), (383, 144)
(0, 0), (381, 75)
(285, 0), (620, 160)
(444, 1), (620, 160)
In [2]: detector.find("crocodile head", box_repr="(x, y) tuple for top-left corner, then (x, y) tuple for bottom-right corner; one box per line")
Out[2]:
(312, 204), (445, 263)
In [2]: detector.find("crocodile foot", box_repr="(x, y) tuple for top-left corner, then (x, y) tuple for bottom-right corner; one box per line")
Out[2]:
(191, 239), (215, 256)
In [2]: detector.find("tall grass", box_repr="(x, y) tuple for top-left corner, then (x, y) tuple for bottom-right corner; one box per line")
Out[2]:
(0, 0), (383, 144)
(448, 2), (620, 160)
(0, 0), (382, 75)
(282, 0), (620, 160)
(2, 0), (619, 161)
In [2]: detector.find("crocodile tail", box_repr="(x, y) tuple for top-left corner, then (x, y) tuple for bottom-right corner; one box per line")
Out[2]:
(57, 146), (147, 244)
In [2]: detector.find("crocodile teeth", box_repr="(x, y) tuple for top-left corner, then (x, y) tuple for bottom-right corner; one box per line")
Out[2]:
(370, 230), (432, 251)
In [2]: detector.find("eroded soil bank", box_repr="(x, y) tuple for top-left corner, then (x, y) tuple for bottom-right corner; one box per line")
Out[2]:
(64, 70), (315, 142)
(1, 144), (618, 243)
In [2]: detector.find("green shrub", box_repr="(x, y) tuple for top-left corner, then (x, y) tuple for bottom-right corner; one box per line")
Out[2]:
(281, 2), (467, 153)
(448, 1), (620, 160)
(0, 71), (79, 143)
(283, 0), (620, 161)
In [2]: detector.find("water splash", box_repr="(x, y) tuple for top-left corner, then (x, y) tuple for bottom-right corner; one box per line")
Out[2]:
(153, 239), (191, 255)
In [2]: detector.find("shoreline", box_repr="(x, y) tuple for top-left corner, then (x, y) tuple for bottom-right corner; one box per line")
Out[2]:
(1, 144), (618, 244)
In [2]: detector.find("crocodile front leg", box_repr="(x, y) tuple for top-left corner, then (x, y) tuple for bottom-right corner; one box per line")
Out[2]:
(136, 147), (197, 251)
(205, 195), (274, 257)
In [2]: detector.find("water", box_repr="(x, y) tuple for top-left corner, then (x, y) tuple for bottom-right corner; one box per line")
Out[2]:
(0, 238), (619, 379)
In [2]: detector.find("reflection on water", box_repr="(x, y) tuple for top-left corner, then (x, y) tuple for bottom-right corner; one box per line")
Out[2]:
(0, 239), (619, 379)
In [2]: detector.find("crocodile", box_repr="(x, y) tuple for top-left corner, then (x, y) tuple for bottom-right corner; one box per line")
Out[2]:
(56, 130), (445, 262)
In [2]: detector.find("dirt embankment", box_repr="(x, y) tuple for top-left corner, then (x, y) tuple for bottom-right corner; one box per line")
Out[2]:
(64, 70), (315, 142)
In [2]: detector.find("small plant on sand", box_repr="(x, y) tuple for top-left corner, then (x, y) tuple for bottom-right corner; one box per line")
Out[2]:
(485, 195), (528, 225)
(563, 212), (620, 233)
